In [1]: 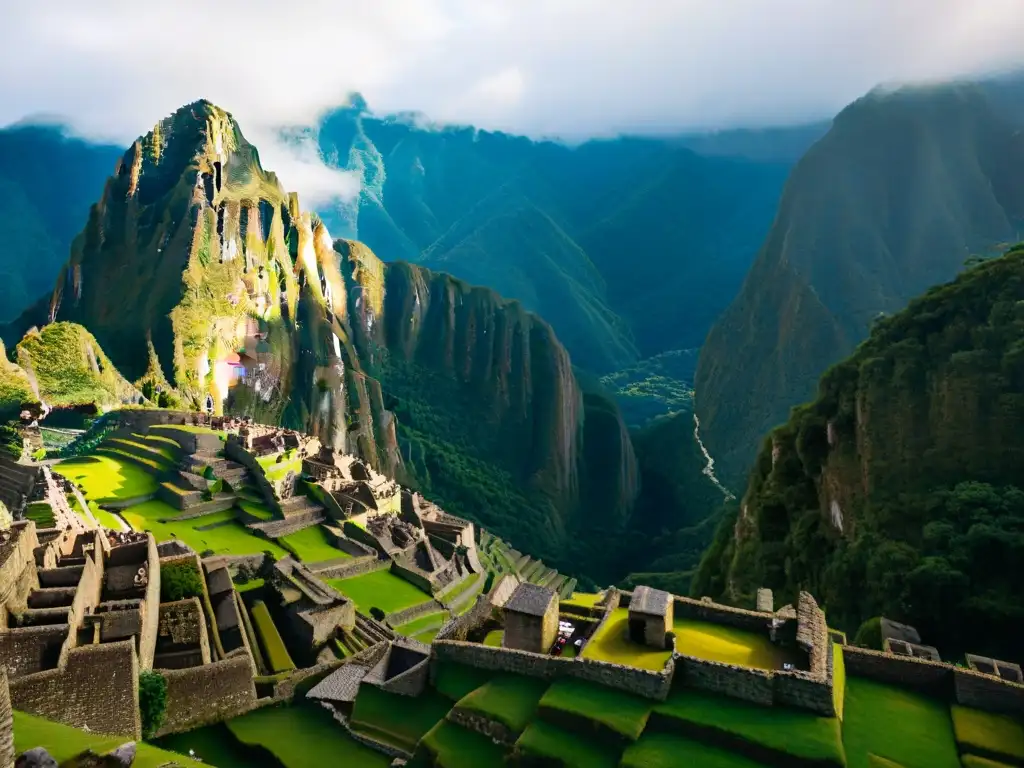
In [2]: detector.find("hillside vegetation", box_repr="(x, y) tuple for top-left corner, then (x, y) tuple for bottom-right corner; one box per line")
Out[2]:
(694, 244), (1024, 659)
(696, 80), (1024, 487)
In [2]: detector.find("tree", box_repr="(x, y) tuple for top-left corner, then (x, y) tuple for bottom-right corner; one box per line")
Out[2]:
(160, 561), (204, 602)
(139, 671), (168, 738)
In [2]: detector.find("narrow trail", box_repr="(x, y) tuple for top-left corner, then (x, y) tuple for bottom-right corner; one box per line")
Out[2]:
(693, 413), (735, 501)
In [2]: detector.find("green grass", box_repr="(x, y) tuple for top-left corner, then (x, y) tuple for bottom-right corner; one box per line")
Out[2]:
(673, 617), (794, 670)
(414, 627), (440, 644)
(54, 454), (159, 501)
(538, 678), (651, 741)
(842, 677), (961, 768)
(279, 524), (349, 563)
(621, 731), (767, 768)
(833, 643), (846, 720)
(515, 720), (620, 768)
(653, 687), (845, 766)
(483, 629), (504, 647)
(327, 568), (432, 614)
(234, 577), (265, 593)
(153, 424), (223, 435)
(950, 704), (1024, 763)
(237, 499), (274, 520)
(250, 600), (295, 673)
(350, 684), (452, 752)
(13, 710), (206, 767)
(418, 719), (508, 768)
(395, 610), (448, 637)
(434, 660), (495, 701)
(439, 572), (481, 605)
(456, 674), (549, 733)
(560, 591), (605, 608)
(228, 703), (391, 767)
(109, 436), (177, 461)
(121, 500), (287, 558)
(580, 608), (672, 670)
(961, 756), (1018, 768)
(24, 501), (55, 527)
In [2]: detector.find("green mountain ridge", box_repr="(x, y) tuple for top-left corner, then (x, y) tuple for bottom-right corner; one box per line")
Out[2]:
(694, 244), (1024, 661)
(695, 79), (1024, 488)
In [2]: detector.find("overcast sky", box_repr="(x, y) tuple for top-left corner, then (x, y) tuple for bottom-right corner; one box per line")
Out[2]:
(3, 0), (1024, 203)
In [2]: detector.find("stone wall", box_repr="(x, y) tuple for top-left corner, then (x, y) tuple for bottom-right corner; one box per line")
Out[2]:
(139, 535), (160, 669)
(447, 707), (518, 746)
(57, 545), (102, 664)
(0, 523), (38, 611)
(224, 440), (278, 511)
(390, 560), (434, 594)
(379, 657), (429, 697)
(9, 640), (141, 739)
(156, 598), (210, 667)
(313, 556), (388, 581)
(672, 595), (770, 633)
(432, 640), (673, 701)
(843, 646), (952, 695)
(0, 625), (68, 677)
(0, 670), (13, 768)
(435, 593), (493, 642)
(155, 654), (257, 737)
(954, 667), (1024, 715)
(674, 655), (774, 706)
(387, 599), (446, 628)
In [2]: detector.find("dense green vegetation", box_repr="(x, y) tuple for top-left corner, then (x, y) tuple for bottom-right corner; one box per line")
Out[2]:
(159, 559), (204, 602)
(138, 671), (168, 739)
(696, 246), (1024, 659)
(696, 80), (1024, 488)
(600, 349), (697, 427)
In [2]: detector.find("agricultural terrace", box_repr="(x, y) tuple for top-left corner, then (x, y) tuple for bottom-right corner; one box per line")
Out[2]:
(350, 685), (454, 753)
(278, 524), (350, 563)
(950, 704), (1024, 766)
(327, 568), (433, 614)
(415, 720), (507, 768)
(54, 454), (159, 502)
(455, 674), (549, 733)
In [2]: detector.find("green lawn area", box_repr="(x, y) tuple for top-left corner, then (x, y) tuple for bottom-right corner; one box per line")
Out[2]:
(961, 756), (1019, 768)
(561, 591), (605, 608)
(434, 660), (495, 701)
(653, 687), (845, 766)
(621, 732), (768, 768)
(833, 643), (847, 720)
(350, 684), (452, 752)
(237, 499), (274, 520)
(951, 704), (1024, 763)
(54, 454), (158, 501)
(538, 678), (652, 741)
(153, 424), (223, 436)
(483, 629), (504, 647)
(228, 703), (391, 767)
(14, 710), (206, 768)
(415, 627), (440, 644)
(395, 610), (448, 637)
(251, 600), (295, 673)
(581, 608), (672, 670)
(842, 677), (961, 768)
(439, 572), (481, 604)
(516, 720), (620, 768)
(120, 500), (287, 558)
(110, 436), (177, 461)
(673, 617), (793, 670)
(327, 568), (432, 615)
(456, 674), (549, 733)
(24, 501), (54, 527)
(417, 719), (508, 768)
(279, 524), (350, 563)
(234, 577), (264, 593)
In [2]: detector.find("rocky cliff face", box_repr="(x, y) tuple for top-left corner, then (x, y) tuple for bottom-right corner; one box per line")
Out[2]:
(693, 246), (1024, 658)
(695, 81), (1024, 488)
(8, 101), (640, 571)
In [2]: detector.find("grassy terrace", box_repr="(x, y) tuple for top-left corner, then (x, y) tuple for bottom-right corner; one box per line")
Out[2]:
(434, 660), (495, 702)
(54, 454), (159, 501)
(842, 678), (961, 768)
(279, 524), (350, 563)
(395, 610), (449, 638)
(328, 568), (432, 615)
(14, 710), (206, 768)
(483, 629), (504, 647)
(417, 720), (507, 768)
(673, 617), (797, 670)
(622, 732), (767, 768)
(580, 608), (671, 670)
(456, 674), (549, 733)
(516, 720), (620, 768)
(951, 703), (1024, 765)
(251, 600), (295, 673)
(227, 703), (390, 767)
(350, 685), (453, 753)
(652, 687), (846, 766)
(560, 591), (605, 609)
(120, 500), (288, 558)
(538, 678), (652, 742)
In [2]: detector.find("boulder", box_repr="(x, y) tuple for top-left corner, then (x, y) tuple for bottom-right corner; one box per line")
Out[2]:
(16, 748), (58, 768)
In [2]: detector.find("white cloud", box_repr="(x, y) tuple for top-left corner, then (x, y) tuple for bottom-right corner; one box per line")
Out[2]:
(1, 0), (1023, 201)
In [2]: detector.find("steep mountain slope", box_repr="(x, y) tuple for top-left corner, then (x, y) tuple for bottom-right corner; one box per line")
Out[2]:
(0, 126), (121, 321)
(3, 101), (655, 575)
(315, 99), (791, 374)
(693, 245), (1024, 660)
(695, 81), (1024, 487)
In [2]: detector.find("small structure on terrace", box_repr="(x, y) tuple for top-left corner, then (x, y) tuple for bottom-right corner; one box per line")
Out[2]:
(271, 556), (355, 649)
(503, 582), (558, 654)
(884, 636), (942, 662)
(965, 653), (1024, 683)
(628, 585), (673, 649)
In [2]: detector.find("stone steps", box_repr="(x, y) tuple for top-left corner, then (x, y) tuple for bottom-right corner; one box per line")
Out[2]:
(247, 511), (325, 538)
(279, 496), (324, 519)
(103, 437), (174, 468)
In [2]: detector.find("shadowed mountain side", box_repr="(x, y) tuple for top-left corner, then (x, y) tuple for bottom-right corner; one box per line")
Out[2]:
(696, 80), (1024, 488)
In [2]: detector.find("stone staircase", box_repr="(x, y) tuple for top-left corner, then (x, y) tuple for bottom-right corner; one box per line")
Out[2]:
(245, 495), (327, 539)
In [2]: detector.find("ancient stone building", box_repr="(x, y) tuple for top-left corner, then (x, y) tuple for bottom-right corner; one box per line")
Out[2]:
(272, 557), (354, 648)
(503, 583), (557, 654)
(628, 586), (673, 649)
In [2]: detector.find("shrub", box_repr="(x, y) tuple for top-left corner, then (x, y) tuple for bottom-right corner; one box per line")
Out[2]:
(853, 617), (883, 650)
(139, 670), (168, 738)
(160, 560), (204, 602)
(370, 606), (386, 621)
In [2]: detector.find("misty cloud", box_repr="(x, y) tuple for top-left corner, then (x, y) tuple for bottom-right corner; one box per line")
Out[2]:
(1, 0), (1023, 204)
